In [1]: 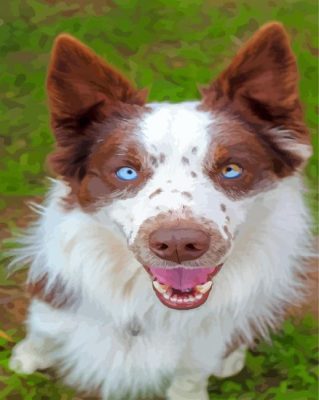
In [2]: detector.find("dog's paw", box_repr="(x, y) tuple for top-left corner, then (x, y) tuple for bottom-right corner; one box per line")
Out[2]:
(10, 340), (51, 374)
(166, 387), (209, 400)
(166, 376), (209, 400)
(215, 345), (247, 378)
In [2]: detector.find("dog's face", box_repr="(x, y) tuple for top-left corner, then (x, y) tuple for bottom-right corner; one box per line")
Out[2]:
(46, 23), (311, 310)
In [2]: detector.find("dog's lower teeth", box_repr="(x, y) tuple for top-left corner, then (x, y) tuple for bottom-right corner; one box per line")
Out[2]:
(171, 295), (178, 302)
(183, 297), (189, 303)
(195, 281), (213, 294)
(153, 279), (211, 305)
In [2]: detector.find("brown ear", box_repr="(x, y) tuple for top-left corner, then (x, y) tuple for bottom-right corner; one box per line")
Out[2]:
(47, 34), (147, 179)
(202, 22), (311, 170)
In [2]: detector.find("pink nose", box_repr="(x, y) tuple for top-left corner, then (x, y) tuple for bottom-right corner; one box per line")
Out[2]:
(149, 228), (210, 263)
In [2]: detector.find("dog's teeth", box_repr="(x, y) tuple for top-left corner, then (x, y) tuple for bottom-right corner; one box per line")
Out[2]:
(195, 293), (203, 300)
(195, 281), (213, 294)
(153, 281), (170, 294)
(171, 295), (178, 302)
(188, 295), (195, 302)
(163, 288), (173, 299)
(183, 297), (189, 303)
(177, 298), (183, 304)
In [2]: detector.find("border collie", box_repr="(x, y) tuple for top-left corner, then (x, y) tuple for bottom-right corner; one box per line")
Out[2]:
(9, 22), (312, 400)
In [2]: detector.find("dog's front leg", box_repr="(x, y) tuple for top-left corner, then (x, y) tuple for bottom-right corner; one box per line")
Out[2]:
(10, 299), (74, 375)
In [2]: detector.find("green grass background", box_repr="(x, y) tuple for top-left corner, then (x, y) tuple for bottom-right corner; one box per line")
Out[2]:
(0, 1), (318, 399)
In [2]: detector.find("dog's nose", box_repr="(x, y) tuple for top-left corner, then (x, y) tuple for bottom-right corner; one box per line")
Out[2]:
(149, 228), (210, 263)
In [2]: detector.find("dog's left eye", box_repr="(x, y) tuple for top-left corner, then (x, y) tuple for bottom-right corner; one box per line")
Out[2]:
(116, 167), (138, 181)
(221, 164), (243, 179)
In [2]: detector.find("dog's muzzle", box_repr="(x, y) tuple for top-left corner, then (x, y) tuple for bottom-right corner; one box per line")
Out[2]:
(131, 216), (231, 310)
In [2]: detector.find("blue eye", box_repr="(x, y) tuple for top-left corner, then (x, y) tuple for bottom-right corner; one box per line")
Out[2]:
(221, 164), (243, 179)
(116, 167), (138, 181)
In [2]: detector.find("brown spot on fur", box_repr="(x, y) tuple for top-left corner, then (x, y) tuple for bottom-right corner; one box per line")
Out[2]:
(200, 23), (311, 178)
(149, 188), (163, 199)
(181, 156), (190, 165)
(220, 204), (226, 212)
(150, 155), (159, 168)
(181, 191), (192, 200)
(27, 274), (76, 309)
(190, 171), (197, 178)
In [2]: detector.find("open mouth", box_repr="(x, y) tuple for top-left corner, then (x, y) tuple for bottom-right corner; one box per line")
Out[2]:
(145, 265), (223, 310)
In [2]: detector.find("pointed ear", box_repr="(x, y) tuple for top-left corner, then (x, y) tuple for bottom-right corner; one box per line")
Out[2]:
(47, 34), (147, 180)
(47, 34), (147, 123)
(202, 22), (311, 169)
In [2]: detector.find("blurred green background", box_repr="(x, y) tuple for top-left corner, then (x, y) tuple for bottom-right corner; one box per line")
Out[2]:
(0, 1), (318, 399)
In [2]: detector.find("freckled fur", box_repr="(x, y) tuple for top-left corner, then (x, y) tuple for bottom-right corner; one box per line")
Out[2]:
(181, 191), (192, 200)
(181, 156), (190, 165)
(149, 188), (163, 199)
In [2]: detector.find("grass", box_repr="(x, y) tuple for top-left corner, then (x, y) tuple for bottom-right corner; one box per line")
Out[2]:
(0, 1), (318, 399)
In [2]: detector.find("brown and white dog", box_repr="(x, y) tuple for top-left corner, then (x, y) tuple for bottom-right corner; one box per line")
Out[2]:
(9, 22), (312, 400)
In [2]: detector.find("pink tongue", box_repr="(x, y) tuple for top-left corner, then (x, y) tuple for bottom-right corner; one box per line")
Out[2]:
(149, 266), (216, 291)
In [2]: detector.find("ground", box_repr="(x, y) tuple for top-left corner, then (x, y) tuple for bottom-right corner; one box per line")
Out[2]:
(0, 1), (318, 399)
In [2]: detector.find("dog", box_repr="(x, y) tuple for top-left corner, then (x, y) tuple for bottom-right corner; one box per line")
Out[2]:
(9, 22), (312, 400)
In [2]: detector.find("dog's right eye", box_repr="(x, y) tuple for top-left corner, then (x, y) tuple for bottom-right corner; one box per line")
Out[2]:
(116, 167), (138, 181)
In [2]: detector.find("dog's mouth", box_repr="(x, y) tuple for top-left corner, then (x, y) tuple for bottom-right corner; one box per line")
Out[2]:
(144, 265), (223, 310)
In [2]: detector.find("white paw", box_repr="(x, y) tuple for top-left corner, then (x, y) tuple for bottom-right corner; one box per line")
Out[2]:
(167, 376), (209, 400)
(10, 340), (51, 374)
(167, 388), (209, 400)
(215, 345), (247, 378)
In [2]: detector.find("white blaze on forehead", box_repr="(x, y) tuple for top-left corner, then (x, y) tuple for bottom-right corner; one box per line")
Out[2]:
(140, 102), (212, 157)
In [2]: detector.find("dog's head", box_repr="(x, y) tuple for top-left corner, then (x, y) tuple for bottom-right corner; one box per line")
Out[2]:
(46, 23), (311, 310)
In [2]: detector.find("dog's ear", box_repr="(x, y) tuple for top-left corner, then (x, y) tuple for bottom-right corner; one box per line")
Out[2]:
(202, 22), (312, 170)
(47, 34), (147, 180)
